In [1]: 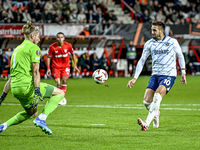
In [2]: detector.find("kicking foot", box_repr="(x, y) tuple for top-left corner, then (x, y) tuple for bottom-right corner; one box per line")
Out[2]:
(0, 125), (4, 133)
(153, 111), (160, 128)
(33, 117), (52, 135)
(58, 97), (67, 105)
(137, 118), (148, 131)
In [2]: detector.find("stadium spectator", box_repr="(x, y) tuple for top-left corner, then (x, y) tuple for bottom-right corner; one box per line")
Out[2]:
(0, 10), (7, 23)
(153, 0), (161, 13)
(163, 2), (174, 22)
(165, 18), (174, 24)
(127, 21), (187, 131)
(35, 0), (44, 12)
(133, 0), (142, 22)
(87, 0), (95, 12)
(184, 1), (192, 13)
(174, 1), (185, 12)
(69, 9), (78, 24)
(191, 2), (198, 14)
(146, 0), (155, 15)
(142, 9), (151, 24)
(126, 40), (136, 77)
(46, 32), (80, 105)
(140, 0), (148, 13)
(27, 0), (37, 14)
(69, 0), (78, 14)
(90, 53), (102, 71)
(104, 10), (117, 23)
(187, 49), (200, 75)
(3, 0), (12, 11)
(6, 8), (14, 22)
(0, 21), (65, 135)
(101, 53), (109, 73)
(79, 52), (91, 75)
(62, 0), (70, 12)
(22, 8), (32, 23)
(99, 1), (107, 15)
(13, 8), (23, 23)
(77, 10), (87, 24)
(31, 9), (42, 23)
(62, 9), (71, 23)
(156, 10), (166, 22)
(0, 52), (9, 79)
(86, 9), (96, 23)
(77, 0), (88, 14)
(54, 0), (63, 11)
(80, 26), (90, 36)
(171, 11), (179, 23)
(41, 9), (52, 23)
(0, 0), (3, 11)
(44, 0), (54, 13)
(95, 9), (103, 23)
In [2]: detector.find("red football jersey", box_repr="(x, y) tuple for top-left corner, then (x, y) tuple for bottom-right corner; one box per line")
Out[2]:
(48, 41), (74, 68)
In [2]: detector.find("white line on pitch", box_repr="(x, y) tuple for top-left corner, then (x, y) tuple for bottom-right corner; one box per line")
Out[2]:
(1, 103), (200, 111)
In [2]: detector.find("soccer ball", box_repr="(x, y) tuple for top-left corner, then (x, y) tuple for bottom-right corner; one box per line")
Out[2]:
(92, 69), (108, 84)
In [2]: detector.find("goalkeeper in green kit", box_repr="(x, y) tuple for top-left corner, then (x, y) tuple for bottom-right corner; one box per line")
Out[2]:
(0, 21), (65, 135)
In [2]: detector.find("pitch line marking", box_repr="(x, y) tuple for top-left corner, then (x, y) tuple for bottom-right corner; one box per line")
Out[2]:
(1, 103), (200, 111)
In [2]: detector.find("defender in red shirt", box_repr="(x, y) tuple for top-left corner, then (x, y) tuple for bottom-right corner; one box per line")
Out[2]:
(46, 32), (80, 105)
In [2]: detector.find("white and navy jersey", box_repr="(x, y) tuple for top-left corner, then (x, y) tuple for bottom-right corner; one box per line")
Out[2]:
(134, 36), (185, 79)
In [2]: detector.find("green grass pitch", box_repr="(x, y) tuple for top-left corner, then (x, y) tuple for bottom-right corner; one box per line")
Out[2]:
(0, 75), (200, 150)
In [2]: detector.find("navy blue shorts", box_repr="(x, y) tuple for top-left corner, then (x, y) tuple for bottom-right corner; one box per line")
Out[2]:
(147, 75), (176, 94)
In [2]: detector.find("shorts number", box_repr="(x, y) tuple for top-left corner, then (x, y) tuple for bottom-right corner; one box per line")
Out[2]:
(164, 79), (171, 86)
(13, 52), (17, 68)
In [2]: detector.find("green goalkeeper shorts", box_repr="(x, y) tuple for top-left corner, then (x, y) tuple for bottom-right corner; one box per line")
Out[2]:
(11, 83), (54, 110)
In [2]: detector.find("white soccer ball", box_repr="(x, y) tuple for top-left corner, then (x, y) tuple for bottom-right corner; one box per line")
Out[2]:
(92, 69), (108, 84)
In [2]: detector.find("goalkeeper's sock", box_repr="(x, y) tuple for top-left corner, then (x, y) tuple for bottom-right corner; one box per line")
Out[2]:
(38, 113), (47, 121)
(42, 94), (64, 116)
(6, 111), (31, 127)
(61, 84), (67, 93)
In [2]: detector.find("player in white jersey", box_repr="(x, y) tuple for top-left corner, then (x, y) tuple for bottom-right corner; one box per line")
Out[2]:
(127, 21), (187, 131)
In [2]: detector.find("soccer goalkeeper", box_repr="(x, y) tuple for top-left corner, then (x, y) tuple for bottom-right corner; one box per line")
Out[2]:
(0, 21), (65, 135)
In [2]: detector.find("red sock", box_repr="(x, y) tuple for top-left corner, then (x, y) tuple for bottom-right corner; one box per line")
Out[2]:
(61, 84), (67, 93)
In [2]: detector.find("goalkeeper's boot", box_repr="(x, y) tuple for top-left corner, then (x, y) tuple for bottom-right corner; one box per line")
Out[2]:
(58, 97), (67, 105)
(153, 111), (160, 128)
(0, 125), (4, 133)
(137, 118), (148, 131)
(33, 117), (52, 135)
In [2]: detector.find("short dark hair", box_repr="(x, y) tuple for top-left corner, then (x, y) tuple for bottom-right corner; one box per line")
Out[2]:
(152, 21), (165, 30)
(56, 32), (64, 37)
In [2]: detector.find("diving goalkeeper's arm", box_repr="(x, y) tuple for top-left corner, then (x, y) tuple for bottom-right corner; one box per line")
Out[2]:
(0, 78), (11, 106)
(32, 62), (44, 107)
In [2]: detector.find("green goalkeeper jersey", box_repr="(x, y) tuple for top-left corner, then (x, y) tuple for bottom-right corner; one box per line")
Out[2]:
(10, 40), (41, 88)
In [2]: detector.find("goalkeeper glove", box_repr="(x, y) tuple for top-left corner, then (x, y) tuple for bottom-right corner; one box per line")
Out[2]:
(0, 92), (7, 106)
(32, 87), (44, 108)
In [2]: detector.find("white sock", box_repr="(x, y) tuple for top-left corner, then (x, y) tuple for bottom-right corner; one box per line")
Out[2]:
(143, 100), (151, 110)
(145, 93), (162, 126)
(1, 123), (8, 131)
(38, 113), (47, 121)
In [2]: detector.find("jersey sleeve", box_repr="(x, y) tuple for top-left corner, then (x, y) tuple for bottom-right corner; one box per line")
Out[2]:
(173, 38), (185, 69)
(134, 41), (151, 79)
(48, 45), (53, 57)
(30, 45), (41, 63)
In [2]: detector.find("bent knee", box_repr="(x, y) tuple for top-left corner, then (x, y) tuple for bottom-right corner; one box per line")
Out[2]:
(31, 111), (38, 118)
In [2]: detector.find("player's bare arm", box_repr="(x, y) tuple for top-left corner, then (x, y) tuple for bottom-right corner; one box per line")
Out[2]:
(127, 78), (137, 88)
(72, 53), (80, 73)
(181, 69), (187, 84)
(46, 56), (51, 76)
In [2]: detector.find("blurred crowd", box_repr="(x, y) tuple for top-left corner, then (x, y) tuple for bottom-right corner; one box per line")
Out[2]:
(0, 0), (200, 25)
(123, 0), (200, 24)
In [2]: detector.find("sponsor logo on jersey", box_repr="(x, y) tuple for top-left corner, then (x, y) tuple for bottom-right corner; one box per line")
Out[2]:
(64, 49), (67, 53)
(153, 49), (169, 55)
(55, 51), (58, 53)
(36, 50), (40, 56)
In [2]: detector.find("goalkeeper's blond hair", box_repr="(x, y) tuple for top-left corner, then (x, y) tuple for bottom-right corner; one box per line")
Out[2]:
(22, 21), (39, 39)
